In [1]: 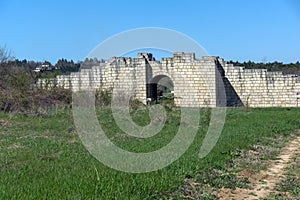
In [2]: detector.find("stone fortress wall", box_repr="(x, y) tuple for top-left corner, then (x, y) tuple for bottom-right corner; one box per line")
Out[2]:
(218, 58), (300, 107)
(37, 52), (300, 107)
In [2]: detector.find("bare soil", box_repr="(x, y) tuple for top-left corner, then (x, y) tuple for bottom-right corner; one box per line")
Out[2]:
(218, 135), (300, 200)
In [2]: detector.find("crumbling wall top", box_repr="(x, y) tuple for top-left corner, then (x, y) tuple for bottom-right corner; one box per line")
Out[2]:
(137, 53), (155, 61)
(173, 52), (195, 60)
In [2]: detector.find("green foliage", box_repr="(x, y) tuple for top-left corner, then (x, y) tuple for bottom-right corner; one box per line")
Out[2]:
(195, 170), (249, 189)
(54, 58), (80, 74)
(95, 88), (112, 107)
(129, 98), (145, 110)
(161, 93), (175, 110)
(277, 175), (300, 195)
(9, 71), (31, 90)
(38, 70), (62, 79)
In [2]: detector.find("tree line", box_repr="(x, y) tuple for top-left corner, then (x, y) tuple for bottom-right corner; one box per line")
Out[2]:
(228, 60), (300, 75)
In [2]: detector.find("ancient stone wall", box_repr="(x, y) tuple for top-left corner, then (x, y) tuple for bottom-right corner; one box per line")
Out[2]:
(37, 53), (300, 107)
(218, 58), (300, 107)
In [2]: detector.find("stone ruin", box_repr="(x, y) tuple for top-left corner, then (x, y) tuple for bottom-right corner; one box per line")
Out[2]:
(37, 52), (300, 107)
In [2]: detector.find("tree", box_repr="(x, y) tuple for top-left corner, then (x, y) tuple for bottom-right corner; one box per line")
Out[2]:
(0, 45), (13, 64)
(54, 58), (80, 74)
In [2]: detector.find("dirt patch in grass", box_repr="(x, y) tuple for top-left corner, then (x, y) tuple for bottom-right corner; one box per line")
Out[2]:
(268, 152), (300, 199)
(158, 131), (300, 200)
(159, 179), (218, 199)
(218, 135), (300, 200)
(0, 119), (32, 129)
(6, 143), (23, 149)
(0, 120), (10, 127)
(227, 144), (280, 172)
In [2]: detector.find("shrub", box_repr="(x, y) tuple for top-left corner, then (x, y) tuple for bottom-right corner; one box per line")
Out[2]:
(95, 88), (112, 107)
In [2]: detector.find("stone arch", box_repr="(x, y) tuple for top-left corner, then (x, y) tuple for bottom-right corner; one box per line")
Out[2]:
(146, 74), (174, 103)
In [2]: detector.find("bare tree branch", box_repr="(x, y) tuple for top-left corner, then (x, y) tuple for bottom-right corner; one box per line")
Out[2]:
(0, 45), (13, 64)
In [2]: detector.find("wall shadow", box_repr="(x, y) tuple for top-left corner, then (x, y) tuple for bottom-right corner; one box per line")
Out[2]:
(216, 60), (244, 107)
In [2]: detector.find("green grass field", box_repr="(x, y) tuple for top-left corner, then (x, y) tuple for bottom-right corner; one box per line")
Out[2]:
(1, 107), (300, 199)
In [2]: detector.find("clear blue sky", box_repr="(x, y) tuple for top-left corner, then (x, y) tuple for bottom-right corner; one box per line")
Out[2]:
(0, 0), (299, 63)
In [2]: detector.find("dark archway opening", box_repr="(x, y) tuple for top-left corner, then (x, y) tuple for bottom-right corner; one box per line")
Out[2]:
(146, 75), (174, 105)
